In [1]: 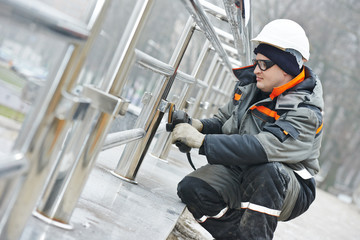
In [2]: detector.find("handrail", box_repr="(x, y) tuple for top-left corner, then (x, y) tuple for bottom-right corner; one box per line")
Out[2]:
(135, 49), (175, 77)
(0, 155), (28, 179)
(222, 0), (253, 64)
(0, 0), (97, 40)
(181, 0), (233, 70)
(102, 128), (146, 151)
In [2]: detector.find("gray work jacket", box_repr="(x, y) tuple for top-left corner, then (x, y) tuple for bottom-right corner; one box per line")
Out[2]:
(199, 65), (324, 179)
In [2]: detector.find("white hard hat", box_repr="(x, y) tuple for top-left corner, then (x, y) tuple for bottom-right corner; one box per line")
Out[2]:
(251, 19), (310, 60)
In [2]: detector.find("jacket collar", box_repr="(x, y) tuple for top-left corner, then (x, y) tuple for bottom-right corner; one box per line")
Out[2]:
(232, 65), (315, 100)
(269, 68), (306, 100)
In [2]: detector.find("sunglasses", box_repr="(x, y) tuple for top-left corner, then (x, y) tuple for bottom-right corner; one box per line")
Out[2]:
(252, 59), (275, 71)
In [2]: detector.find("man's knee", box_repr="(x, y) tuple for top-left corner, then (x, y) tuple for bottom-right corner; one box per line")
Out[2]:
(177, 176), (227, 218)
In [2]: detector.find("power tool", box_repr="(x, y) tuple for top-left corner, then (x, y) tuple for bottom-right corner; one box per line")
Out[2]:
(166, 103), (196, 170)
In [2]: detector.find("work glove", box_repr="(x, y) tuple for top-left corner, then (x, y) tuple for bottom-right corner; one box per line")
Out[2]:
(191, 118), (203, 132)
(172, 123), (205, 149)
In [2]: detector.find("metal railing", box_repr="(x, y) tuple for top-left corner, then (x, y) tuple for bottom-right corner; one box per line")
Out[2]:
(0, 0), (253, 238)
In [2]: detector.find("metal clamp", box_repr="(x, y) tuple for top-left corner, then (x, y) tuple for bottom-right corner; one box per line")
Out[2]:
(83, 85), (129, 116)
(55, 90), (91, 121)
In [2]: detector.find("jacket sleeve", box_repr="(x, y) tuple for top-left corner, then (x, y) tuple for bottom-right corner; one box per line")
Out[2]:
(200, 107), (321, 166)
(200, 134), (267, 165)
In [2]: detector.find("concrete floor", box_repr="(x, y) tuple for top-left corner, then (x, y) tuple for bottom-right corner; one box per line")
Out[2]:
(17, 142), (360, 240)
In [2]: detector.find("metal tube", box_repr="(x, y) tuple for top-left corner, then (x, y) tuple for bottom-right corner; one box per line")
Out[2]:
(112, 17), (196, 182)
(181, 0), (233, 71)
(0, 154), (28, 231)
(102, 91), (153, 151)
(222, 0), (253, 65)
(151, 40), (211, 160)
(102, 128), (146, 151)
(0, 0), (93, 40)
(32, 0), (155, 227)
(0, 44), (80, 240)
(222, 0), (244, 58)
(191, 54), (220, 118)
(135, 49), (174, 77)
(101, 0), (155, 94)
(34, 88), (128, 228)
(0, 0), (111, 237)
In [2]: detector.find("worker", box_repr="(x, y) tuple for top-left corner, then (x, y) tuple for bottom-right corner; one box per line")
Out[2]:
(172, 19), (324, 239)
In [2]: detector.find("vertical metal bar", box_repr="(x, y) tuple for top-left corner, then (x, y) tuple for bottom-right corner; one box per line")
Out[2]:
(204, 66), (227, 116)
(111, 17), (197, 182)
(180, 0), (233, 71)
(101, 0), (155, 94)
(0, 0), (111, 237)
(34, 92), (127, 228)
(0, 155), (28, 231)
(32, 0), (155, 227)
(0, 45), (78, 240)
(192, 56), (221, 118)
(151, 40), (211, 160)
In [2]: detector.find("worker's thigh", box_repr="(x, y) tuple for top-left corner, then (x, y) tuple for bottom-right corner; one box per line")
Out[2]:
(181, 164), (243, 210)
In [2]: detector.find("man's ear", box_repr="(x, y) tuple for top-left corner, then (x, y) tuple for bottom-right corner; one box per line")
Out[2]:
(283, 71), (293, 81)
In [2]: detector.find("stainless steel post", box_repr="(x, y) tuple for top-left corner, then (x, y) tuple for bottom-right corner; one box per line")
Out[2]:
(0, 154), (28, 231)
(0, 0), (111, 238)
(33, 86), (128, 229)
(180, 0), (233, 71)
(192, 56), (221, 118)
(32, 0), (155, 227)
(0, 45), (81, 240)
(112, 17), (197, 182)
(151, 40), (211, 160)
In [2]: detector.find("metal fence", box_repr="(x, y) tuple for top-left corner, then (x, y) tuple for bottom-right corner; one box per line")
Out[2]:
(0, 0), (252, 238)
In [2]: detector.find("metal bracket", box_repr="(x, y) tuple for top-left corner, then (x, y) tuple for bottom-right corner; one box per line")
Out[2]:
(55, 90), (91, 121)
(82, 85), (129, 116)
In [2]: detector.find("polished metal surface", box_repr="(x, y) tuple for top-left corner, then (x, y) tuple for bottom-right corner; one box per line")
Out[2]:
(31, 0), (155, 228)
(34, 85), (128, 227)
(135, 49), (174, 77)
(112, 17), (196, 182)
(222, 0), (253, 65)
(181, 0), (233, 70)
(0, 44), (81, 240)
(82, 85), (129, 115)
(191, 55), (221, 118)
(102, 0), (155, 94)
(0, 0), (90, 40)
(152, 39), (212, 160)
(102, 128), (146, 151)
(0, 0), (111, 238)
(0, 154), (28, 231)
(0, 0), (255, 238)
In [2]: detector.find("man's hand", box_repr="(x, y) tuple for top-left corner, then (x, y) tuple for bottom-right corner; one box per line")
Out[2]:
(191, 118), (203, 132)
(172, 123), (205, 149)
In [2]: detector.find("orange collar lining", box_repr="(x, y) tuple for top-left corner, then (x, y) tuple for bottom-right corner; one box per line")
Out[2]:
(270, 68), (305, 100)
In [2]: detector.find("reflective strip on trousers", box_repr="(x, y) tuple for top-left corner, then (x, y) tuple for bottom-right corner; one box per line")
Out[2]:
(240, 202), (281, 217)
(197, 206), (229, 223)
(294, 168), (313, 180)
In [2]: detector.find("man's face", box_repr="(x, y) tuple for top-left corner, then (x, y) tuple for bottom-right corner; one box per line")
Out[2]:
(253, 54), (290, 93)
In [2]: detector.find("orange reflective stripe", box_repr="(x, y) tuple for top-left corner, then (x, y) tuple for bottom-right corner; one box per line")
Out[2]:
(270, 68), (305, 100)
(250, 105), (280, 120)
(316, 122), (323, 134)
(234, 93), (242, 101)
(168, 103), (175, 123)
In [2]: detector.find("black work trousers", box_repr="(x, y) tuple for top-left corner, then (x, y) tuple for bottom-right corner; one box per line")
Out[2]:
(177, 163), (315, 240)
